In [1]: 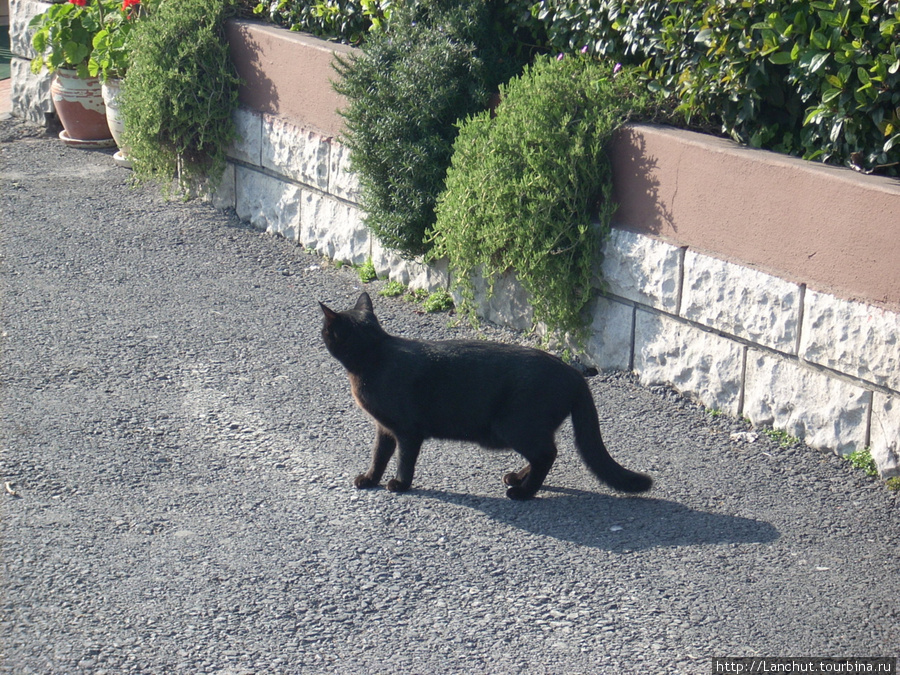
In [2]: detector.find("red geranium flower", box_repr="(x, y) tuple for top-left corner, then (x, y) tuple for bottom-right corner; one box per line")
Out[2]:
(69, 0), (87, 6)
(122, 0), (140, 9)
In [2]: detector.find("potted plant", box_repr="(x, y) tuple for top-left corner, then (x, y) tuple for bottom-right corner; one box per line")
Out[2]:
(89, 0), (154, 164)
(29, 0), (118, 145)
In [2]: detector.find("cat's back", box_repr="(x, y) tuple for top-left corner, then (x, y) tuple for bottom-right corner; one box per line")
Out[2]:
(389, 334), (579, 386)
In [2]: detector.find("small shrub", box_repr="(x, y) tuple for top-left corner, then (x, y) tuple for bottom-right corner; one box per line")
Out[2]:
(762, 427), (800, 448)
(430, 55), (668, 340)
(333, 1), (529, 258)
(886, 477), (900, 491)
(121, 0), (241, 194)
(407, 288), (429, 303)
(378, 280), (407, 297)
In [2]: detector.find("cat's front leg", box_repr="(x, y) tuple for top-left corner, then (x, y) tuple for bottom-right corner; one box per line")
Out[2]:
(354, 424), (396, 489)
(385, 434), (423, 493)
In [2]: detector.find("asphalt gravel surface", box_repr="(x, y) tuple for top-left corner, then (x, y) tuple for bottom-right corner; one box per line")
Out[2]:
(2, 117), (899, 674)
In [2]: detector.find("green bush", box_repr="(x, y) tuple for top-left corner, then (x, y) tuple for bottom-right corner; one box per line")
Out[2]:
(525, 0), (900, 175)
(357, 257), (377, 282)
(333, 1), (528, 258)
(430, 55), (668, 340)
(251, 0), (392, 44)
(121, 0), (242, 194)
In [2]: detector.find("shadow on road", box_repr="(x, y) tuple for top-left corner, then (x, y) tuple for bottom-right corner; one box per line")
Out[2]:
(414, 485), (780, 551)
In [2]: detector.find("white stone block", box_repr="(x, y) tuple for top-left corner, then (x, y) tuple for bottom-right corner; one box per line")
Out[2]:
(582, 297), (633, 371)
(11, 0), (48, 58)
(235, 166), (301, 241)
(600, 228), (681, 312)
(633, 310), (745, 414)
(870, 393), (900, 478)
(300, 191), (368, 264)
(743, 350), (870, 455)
(464, 270), (535, 332)
(261, 117), (329, 190)
(800, 289), (900, 391)
(328, 140), (359, 202)
(229, 109), (263, 166)
(370, 242), (449, 291)
(405, 256), (449, 292)
(681, 251), (802, 353)
(10, 58), (52, 124)
(209, 162), (236, 211)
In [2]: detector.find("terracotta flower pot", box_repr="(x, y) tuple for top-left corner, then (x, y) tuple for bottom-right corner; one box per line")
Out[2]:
(51, 70), (115, 147)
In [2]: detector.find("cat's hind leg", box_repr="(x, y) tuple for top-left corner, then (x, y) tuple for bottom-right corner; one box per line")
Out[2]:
(505, 436), (558, 500)
(354, 424), (396, 489)
(502, 466), (530, 488)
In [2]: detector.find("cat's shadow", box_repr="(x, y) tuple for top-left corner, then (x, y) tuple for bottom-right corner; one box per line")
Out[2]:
(412, 485), (780, 551)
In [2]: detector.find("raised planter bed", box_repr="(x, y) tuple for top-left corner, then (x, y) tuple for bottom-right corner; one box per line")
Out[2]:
(219, 20), (899, 478)
(9, 11), (899, 477)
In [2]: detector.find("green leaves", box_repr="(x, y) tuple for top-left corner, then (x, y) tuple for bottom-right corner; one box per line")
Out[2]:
(333, 1), (522, 257)
(121, 0), (241, 195)
(29, 0), (111, 77)
(253, 0), (392, 44)
(521, 0), (899, 175)
(431, 56), (667, 341)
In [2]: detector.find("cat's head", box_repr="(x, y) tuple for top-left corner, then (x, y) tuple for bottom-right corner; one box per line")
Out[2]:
(319, 292), (383, 371)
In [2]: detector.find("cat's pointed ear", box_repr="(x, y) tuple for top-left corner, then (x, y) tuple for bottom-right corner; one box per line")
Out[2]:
(319, 301), (339, 324)
(355, 292), (374, 313)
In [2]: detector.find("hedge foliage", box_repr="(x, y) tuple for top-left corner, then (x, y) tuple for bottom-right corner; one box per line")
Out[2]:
(332, 1), (530, 257)
(250, 0), (897, 340)
(533, 0), (900, 175)
(250, 0), (392, 44)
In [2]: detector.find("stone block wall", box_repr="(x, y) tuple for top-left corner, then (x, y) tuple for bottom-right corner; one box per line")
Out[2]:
(9, 0), (53, 124)
(596, 230), (899, 478)
(216, 109), (900, 479)
(215, 109), (447, 291)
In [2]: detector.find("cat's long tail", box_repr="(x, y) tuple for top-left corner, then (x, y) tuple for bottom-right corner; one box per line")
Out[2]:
(571, 383), (653, 493)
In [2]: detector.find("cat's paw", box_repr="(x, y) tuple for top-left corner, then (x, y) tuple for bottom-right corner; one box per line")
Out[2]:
(354, 474), (378, 489)
(505, 485), (536, 501)
(502, 467), (530, 487)
(386, 478), (411, 493)
(502, 471), (523, 487)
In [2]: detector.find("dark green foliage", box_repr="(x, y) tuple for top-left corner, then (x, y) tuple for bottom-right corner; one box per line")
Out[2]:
(526, 0), (900, 175)
(121, 0), (242, 194)
(333, 1), (528, 257)
(251, 0), (391, 44)
(431, 56), (668, 340)
(253, 1), (898, 174)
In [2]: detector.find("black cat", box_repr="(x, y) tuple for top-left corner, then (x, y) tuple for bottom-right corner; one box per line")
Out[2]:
(320, 292), (652, 500)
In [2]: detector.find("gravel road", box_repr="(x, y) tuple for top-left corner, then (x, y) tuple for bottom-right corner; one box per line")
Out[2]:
(2, 118), (898, 674)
